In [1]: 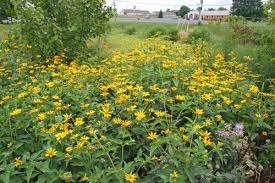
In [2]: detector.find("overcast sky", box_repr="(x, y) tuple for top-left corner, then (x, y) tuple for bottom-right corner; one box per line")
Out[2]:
(106, 0), (233, 12)
(106, 0), (268, 12)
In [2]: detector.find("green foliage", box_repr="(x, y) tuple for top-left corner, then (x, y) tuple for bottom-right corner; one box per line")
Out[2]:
(231, 0), (264, 19)
(12, 0), (114, 60)
(0, 0), (15, 19)
(187, 27), (210, 43)
(176, 5), (190, 17)
(218, 7), (227, 11)
(147, 27), (166, 37)
(125, 27), (137, 35)
(226, 15), (246, 23)
(158, 10), (163, 18)
(165, 29), (179, 41)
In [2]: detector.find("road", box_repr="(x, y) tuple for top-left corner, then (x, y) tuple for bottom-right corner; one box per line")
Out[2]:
(115, 17), (207, 24)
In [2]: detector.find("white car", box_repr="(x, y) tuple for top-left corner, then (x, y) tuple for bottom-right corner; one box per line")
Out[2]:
(1, 17), (12, 24)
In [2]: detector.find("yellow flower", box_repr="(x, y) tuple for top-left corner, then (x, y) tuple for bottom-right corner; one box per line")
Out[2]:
(121, 120), (132, 127)
(261, 131), (268, 137)
(10, 109), (22, 116)
(182, 135), (189, 141)
(171, 86), (177, 91)
(203, 137), (213, 146)
(171, 170), (178, 178)
(125, 172), (137, 183)
(45, 148), (57, 158)
(65, 146), (73, 153)
(80, 136), (89, 143)
(75, 142), (84, 150)
(194, 108), (204, 115)
(86, 110), (95, 116)
(175, 95), (186, 101)
(215, 114), (222, 121)
(89, 129), (97, 135)
(18, 92), (28, 98)
(202, 93), (212, 101)
(74, 118), (84, 126)
(6, 142), (13, 148)
(147, 132), (158, 140)
(249, 85), (259, 93)
(205, 118), (212, 125)
(263, 113), (270, 118)
(127, 105), (137, 111)
(15, 156), (22, 168)
(152, 155), (159, 160)
(200, 131), (211, 139)
(194, 124), (203, 129)
(234, 104), (242, 110)
(134, 110), (146, 121)
(179, 127), (185, 132)
(63, 113), (72, 121)
(154, 110), (165, 117)
(37, 113), (46, 121)
(255, 113), (262, 118)
(81, 174), (89, 182)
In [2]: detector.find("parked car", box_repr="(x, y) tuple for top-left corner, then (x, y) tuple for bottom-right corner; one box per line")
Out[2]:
(1, 17), (12, 24)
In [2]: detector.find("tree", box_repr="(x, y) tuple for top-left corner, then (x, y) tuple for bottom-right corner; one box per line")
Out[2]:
(176, 5), (190, 17)
(208, 8), (215, 11)
(218, 7), (227, 11)
(158, 10), (163, 18)
(0, 0), (15, 19)
(231, 0), (264, 19)
(13, 0), (114, 60)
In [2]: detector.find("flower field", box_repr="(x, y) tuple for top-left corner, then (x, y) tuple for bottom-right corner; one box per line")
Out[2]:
(0, 37), (274, 182)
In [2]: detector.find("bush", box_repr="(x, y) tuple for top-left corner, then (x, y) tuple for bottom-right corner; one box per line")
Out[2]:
(125, 27), (137, 35)
(187, 27), (210, 43)
(13, 0), (114, 60)
(165, 29), (179, 41)
(147, 27), (166, 38)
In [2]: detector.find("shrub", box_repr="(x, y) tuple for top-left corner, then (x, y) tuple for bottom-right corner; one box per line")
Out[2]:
(125, 27), (137, 35)
(165, 29), (179, 41)
(226, 15), (246, 24)
(147, 27), (166, 37)
(187, 27), (210, 43)
(12, 0), (114, 60)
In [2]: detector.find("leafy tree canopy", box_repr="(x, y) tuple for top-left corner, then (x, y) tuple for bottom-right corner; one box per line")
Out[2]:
(218, 7), (227, 11)
(176, 5), (190, 17)
(12, 0), (114, 60)
(231, 0), (264, 19)
(0, 0), (15, 19)
(158, 10), (163, 18)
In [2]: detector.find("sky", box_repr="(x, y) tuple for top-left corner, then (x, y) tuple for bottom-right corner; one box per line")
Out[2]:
(106, 0), (269, 12)
(106, 0), (233, 12)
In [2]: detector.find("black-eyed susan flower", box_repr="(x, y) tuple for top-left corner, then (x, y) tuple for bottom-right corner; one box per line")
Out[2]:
(45, 148), (57, 158)
(147, 132), (158, 140)
(134, 110), (146, 121)
(125, 172), (137, 183)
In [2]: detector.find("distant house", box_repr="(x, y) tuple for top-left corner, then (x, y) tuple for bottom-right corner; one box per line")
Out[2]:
(152, 11), (178, 18)
(187, 10), (230, 20)
(120, 9), (151, 17)
(163, 11), (177, 18)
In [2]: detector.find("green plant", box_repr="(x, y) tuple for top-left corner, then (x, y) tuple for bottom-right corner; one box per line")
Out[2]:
(125, 27), (137, 35)
(187, 27), (210, 43)
(165, 29), (179, 41)
(147, 27), (166, 38)
(12, 0), (114, 60)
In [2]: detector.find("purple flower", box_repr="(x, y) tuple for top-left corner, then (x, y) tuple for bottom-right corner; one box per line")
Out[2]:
(215, 123), (244, 138)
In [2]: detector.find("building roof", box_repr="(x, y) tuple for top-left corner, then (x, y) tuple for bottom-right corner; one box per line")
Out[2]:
(121, 9), (150, 14)
(188, 10), (230, 16)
